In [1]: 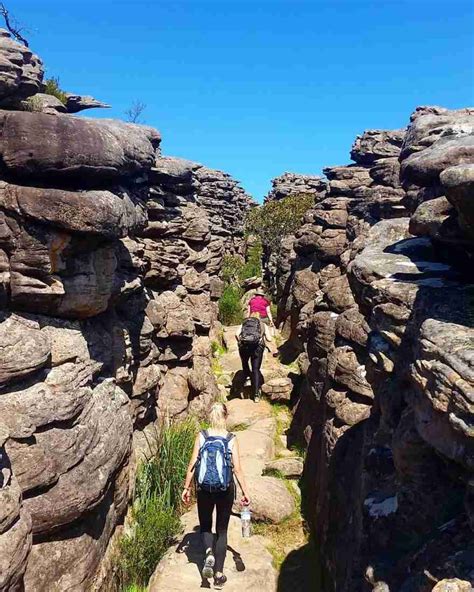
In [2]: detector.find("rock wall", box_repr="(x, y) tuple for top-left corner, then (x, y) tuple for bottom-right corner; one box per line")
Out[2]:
(262, 173), (327, 335)
(0, 31), (252, 591)
(276, 110), (473, 590)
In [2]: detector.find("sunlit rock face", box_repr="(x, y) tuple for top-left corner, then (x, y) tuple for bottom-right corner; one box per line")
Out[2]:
(0, 31), (253, 591)
(0, 29), (43, 107)
(275, 108), (473, 590)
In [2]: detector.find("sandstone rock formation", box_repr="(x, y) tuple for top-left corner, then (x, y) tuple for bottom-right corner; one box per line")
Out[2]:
(0, 31), (253, 591)
(263, 172), (327, 326)
(0, 29), (43, 107)
(264, 171), (327, 202)
(273, 109), (473, 590)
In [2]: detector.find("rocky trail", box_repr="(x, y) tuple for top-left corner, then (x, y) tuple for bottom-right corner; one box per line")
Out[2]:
(149, 327), (312, 592)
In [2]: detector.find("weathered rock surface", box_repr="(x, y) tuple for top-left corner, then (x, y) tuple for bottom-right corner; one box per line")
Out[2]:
(0, 33), (253, 591)
(272, 107), (474, 591)
(262, 376), (293, 401)
(264, 172), (327, 202)
(265, 457), (303, 478)
(0, 111), (160, 183)
(0, 30), (43, 106)
(64, 93), (110, 113)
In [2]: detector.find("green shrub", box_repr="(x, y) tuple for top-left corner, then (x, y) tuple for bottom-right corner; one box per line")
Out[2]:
(239, 242), (263, 281)
(245, 193), (315, 254)
(218, 285), (244, 326)
(43, 76), (68, 105)
(210, 340), (226, 357)
(118, 497), (181, 587)
(220, 254), (245, 284)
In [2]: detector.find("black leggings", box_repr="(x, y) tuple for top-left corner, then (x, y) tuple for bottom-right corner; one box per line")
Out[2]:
(239, 344), (264, 398)
(197, 484), (235, 573)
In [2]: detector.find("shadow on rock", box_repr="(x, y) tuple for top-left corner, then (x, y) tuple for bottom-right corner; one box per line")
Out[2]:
(277, 541), (321, 592)
(229, 369), (260, 400)
(175, 528), (247, 588)
(176, 527), (211, 588)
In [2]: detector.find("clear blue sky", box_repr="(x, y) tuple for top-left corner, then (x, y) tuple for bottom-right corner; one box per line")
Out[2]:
(15, 0), (474, 201)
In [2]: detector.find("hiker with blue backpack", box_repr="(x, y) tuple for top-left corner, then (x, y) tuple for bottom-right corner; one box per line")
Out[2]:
(181, 403), (250, 589)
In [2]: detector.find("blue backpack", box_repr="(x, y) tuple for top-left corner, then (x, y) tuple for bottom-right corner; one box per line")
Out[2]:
(195, 430), (235, 493)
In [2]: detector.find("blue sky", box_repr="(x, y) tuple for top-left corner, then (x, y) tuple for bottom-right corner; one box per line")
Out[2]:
(14, 0), (474, 201)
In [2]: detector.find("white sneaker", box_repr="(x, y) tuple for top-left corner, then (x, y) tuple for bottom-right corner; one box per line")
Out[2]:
(202, 552), (215, 579)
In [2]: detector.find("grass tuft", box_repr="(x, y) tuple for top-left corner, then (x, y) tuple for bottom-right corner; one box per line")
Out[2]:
(218, 285), (244, 326)
(211, 340), (227, 357)
(253, 511), (307, 570)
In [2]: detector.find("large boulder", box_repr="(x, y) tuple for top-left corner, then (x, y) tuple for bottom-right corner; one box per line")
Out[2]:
(0, 182), (147, 238)
(234, 475), (295, 523)
(0, 111), (160, 184)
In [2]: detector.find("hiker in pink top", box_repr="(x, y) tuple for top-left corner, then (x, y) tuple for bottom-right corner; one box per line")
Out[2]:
(247, 291), (275, 327)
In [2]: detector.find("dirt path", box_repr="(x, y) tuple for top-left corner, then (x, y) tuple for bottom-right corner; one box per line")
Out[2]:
(149, 326), (314, 592)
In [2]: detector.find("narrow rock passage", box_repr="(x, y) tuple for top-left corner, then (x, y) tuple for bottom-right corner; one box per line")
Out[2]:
(149, 326), (311, 592)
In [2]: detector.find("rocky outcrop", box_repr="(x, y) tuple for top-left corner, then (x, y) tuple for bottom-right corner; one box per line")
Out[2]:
(64, 93), (111, 113)
(275, 109), (473, 590)
(264, 172), (327, 202)
(0, 31), (253, 591)
(263, 173), (327, 331)
(0, 29), (43, 107)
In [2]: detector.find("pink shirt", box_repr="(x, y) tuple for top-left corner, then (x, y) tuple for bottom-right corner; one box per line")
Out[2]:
(249, 295), (269, 318)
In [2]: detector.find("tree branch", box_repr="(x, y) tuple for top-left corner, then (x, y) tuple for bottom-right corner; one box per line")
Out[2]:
(0, 3), (29, 47)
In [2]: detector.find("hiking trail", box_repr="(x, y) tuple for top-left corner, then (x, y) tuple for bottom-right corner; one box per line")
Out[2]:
(149, 326), (312, 591)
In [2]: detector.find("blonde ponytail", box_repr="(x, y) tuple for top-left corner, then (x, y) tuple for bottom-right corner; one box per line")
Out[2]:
(209, 402), (228, 430)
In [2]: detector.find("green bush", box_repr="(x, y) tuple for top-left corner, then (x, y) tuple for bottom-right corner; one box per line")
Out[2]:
(239, 242), (263, 281)
(113, 420), (196, 588)
(245, 193), (315, 254)
(211, 340), (226, 357)
(218, 285), (244, 326)
(118, 498), (181, 587)
(220, 254), (245, 284)
(43, 76), (68, 105)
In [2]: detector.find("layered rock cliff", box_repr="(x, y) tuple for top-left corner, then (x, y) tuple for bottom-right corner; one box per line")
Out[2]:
(276, 109), (473, 589)
(0, 31), (252, 591)
(263, 173), (327, 328)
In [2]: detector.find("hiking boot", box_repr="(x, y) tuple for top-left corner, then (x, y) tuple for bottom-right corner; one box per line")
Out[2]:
(214, 574), (227, 589)
(202, 551), (215, 579)
(254, 391), (261, 402)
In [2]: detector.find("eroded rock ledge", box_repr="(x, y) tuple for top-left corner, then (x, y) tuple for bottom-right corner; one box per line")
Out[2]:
(0, 31), (253, 591)
(271, 108), (473, 590)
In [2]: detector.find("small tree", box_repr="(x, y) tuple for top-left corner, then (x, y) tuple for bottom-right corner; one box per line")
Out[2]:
(245, 193), (315, 254)
(125, 100), (146, 123)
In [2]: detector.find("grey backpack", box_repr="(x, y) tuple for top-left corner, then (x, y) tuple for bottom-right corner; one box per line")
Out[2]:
(239, 317), (263, 347)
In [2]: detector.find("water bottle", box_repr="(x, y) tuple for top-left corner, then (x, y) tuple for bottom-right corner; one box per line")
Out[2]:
(241, 506), (251, 538)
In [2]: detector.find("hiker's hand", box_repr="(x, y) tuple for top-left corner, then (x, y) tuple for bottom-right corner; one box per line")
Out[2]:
(241, 493), (250, 506)
(181, 488), (191, 505)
